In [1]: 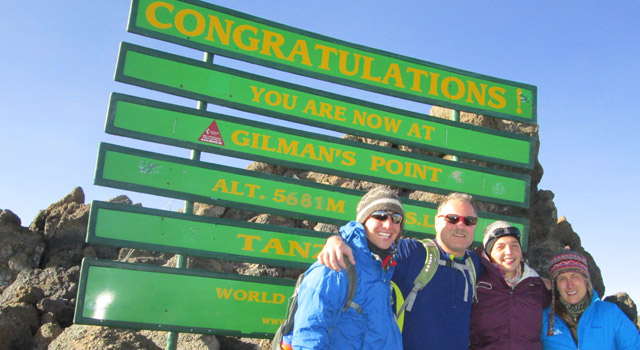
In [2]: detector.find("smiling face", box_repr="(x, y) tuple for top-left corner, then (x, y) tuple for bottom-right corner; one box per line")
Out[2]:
(556, 271), (589, 305)
(435, 199), (477, 257)
(364, 212), (401, 250)
(489, 236), (522, 278)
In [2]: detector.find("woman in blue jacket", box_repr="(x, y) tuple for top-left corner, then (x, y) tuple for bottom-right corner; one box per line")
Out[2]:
(291, 186), (403, 350)
(541, 249), (640, 350)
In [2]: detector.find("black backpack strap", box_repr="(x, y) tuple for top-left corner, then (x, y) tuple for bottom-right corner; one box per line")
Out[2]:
(342, 256), (362, 314)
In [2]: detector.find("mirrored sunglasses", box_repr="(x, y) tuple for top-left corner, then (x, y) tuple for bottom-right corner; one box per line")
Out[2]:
(438, 214), (478, 226)
(370, 210), (403, 224)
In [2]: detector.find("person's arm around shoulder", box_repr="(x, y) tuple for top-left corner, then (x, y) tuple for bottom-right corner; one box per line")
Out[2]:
(317, 235), (355, 271)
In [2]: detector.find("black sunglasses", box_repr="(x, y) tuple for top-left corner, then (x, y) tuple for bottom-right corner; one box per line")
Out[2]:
(490, 226), (521, 241)
(370, 210), (403, 224)
(438, 214), (478, 226)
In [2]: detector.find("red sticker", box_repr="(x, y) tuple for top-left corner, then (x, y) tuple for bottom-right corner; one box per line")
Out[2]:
(198, 120), (225, 146)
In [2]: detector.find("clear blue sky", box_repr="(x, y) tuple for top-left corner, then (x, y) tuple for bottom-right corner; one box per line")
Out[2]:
(2, 2), (639, 301)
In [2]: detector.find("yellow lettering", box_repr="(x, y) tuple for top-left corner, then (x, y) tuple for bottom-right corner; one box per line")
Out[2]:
(333, 105), (347, 122)
(231, 130), (250, 147)
(316, 146), (335, 163)
(234, 289), (247, 301)
(212, 179), (229, 193)
(216, 287), (233, 299)
(248, 291), (260, 302)
(204, 15), (233, 44)
(381, 63), (405, 88)
(442, 77), (465, 100)
(298, 143), (318, 160)
(315, 44), (338, 71)
(286, 39), (312, 66)
(488, 86), (506, 109)
(175, 9), (205, 37)
(369, 156), (443, 182)
(229, 181), (245, 195)
(338, 50), (361, 76)
(466, 81), (487, 105)
(370, 156), (385, 171)
(245, 184), (260, 198)
(407, 123), (420, 138)
(233, 24), (259, 51)
(422, 125), (435, 140)
(249, 86), (265, 103)
(302, 99), (318, 115)
(427, 72), (440, 96)
(386, 159), (403, 175)
(360, 56), (381, 82)
(288, 241), (312, 258)
(260, 238), (286, 255)
(145, 1), (173, 29)
(406, 67), (429, 93)
(341, 151), (356, 166)
(237, 234), (261, 251)
(260, 30), (286, 59)
(216, 288), (285, 304)
(277, 138), (300, 156)
(407, 123), (435, 140)
(326, 198), (345, 214)
(318, 102), (334, 119)
(264, 90), (281, 106)
(404, 212), (417, 225)
(273, 293), (285, 304)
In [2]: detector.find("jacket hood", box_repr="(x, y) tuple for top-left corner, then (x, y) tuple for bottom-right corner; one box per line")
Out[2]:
(341, 221), (371, 252)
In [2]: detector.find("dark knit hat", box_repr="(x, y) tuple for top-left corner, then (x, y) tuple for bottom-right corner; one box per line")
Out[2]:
(548, 249), (590, 281)
(547, 248), (591, 336)
(482, 220), (521, 256)
(356, 186), (404, 224)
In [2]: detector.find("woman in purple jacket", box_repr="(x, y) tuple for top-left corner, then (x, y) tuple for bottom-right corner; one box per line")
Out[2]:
(469, 221), (551, 350)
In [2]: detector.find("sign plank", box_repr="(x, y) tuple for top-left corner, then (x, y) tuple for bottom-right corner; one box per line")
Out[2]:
(94, 143), (529, 248)
(74, 258), (293, 337)
(128, 0), (536, 123)
(115, 43), (534, 169)
(106, 94), (530, 207)
(88, 201), (326, 268)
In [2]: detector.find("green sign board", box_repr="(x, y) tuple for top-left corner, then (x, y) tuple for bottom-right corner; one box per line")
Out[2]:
(107, 93), (530, 207)
(88, 201), (327, 268)
(75, 258), (294, 337)
(94, 143), (529, 248)
(115, 43), (534, 169)
(128, 0), (537, 123)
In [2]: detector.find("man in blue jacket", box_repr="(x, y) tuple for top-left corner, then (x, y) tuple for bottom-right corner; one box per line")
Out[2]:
(318, 192), (483, 350)
(291, 186), (404, 350)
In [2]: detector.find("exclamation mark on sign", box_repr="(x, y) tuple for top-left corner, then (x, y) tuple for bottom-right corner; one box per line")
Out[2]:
(516, 89), (522, 114)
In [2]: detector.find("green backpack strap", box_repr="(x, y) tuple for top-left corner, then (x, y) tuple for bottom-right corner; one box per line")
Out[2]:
(394, 239), (439, 323)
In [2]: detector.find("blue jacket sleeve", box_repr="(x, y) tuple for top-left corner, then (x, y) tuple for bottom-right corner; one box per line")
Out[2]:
(612, 304), (640, 350)
(292, 263), (349, 350)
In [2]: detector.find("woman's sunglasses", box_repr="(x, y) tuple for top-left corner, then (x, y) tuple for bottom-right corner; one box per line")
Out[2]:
(438, 214), (478, 226)
(370, 210), (403, 224)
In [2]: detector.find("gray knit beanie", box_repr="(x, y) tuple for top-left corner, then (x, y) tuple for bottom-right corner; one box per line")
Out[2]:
(356, 186), (404, 224)
(483, 220), (521, 256)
